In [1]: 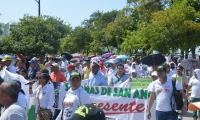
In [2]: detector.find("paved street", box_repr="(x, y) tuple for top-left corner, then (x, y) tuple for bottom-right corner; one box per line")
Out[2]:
(183, 111), (193, 120)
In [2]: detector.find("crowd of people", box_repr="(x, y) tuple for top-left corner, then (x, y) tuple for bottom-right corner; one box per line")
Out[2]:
(0, 54), (200, 120)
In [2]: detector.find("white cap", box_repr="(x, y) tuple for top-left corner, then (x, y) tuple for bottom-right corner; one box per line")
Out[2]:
(51, 63), (60, 67)
(131, 69), (136, 73)
(151, 71), (157, 76)
(110, 59), (116, 64)
(132, 62), (136, 65)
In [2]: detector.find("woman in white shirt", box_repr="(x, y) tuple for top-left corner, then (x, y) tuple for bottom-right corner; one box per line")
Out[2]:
(29, 73), (54, 120)
(56, 72), (90, 120)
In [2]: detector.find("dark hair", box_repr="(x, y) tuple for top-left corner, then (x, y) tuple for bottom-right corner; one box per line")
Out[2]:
(41, 73), (51, 84)
(1, 81), (20, 100)
(20, 68), (28, 74)
(117, 64), (124, 68)
(177, 66), (184, 70)
(40, 69), (49, 74)
(0, 76), (4, 85)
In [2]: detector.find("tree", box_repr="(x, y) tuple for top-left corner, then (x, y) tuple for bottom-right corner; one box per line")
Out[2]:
(0, 15), (71, 55)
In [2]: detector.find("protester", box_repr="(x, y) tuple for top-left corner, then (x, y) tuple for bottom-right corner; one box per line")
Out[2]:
(82, 61), (91, 80)
(44, 55), (53, 74)
(29, 73), (54, 120)
(172, 65), (188, 91)
(147, 71), (158, 91)
(25, 55), (32, 70)
(66, 64), (75, 81)
(16, 60), (25, 74)
(37, 58), (44, 70)
(170, 62), (177, 73)
(109, 64), (130, 87)
(105, 59), (117, 81)
(123, 59), (130, 73)
(28, 59), (39, 80)
(0, 81), (27, 120)
(56, 72), (90, 120)
(88, 62), (108, 86)
(165, 64), (175, 79)
(186, 69), (200, 120)
(50, 63), (66, 82)
(75, 61), (82, 75)
(130, 69), (137, 78)
(14, 80), (28, 110)
(99, 61), (107, 75)
(129, 62), (140, 78)
(147, 65), (187, 120)
(61, 55), (69, 70)
(20, 68), (30, 80)
(1, 55), (16, 74)
(68, 104), (106, 120)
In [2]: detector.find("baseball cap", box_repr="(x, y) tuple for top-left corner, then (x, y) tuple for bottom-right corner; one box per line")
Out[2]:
(61, 55), (66, 59)
(109, 59), (116, 64)
(70, 72), (81, 80)
(28, 59), (36, 64)
(68, 104), (106, 120)
(156, 65), (166, 72)
(151, 71), (157, 76)
(1, 55), (12, 62)
(131, 69), (136, 73)
(66, 64), (75, 69)
(51, 63), (60, 67)
(99, 61), (104, 67)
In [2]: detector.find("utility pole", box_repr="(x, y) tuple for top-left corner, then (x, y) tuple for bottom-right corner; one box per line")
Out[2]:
(35, 0), (40, 16)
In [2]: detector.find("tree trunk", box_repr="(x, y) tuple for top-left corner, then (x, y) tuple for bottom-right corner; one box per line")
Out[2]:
(191, 47), (196, 59)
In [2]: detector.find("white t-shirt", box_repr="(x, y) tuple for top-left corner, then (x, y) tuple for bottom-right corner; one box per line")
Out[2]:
(8, 64), (17, 74)
(18, 92), (28, 110)
(167, 70), (176, 79)
(0, 102), (27, 120)
(147, 82), (153, 91)
(62, 86), (90, 120)
(149, 78), (182, 111)
(188, 77), (200, 98)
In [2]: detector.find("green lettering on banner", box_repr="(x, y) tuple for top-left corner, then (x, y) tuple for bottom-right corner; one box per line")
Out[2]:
(90, 86), (95, 94)
(113, 88), (118, 97)
(133, 89), (140, 99)
(84, 86), (90, 93)
(140, 89), (147, 99)
(131, 78), (152, 89)
(107, 87), (112, 96)
(65, 83), (70, 91)
(94, 87), (99, 95)
(117, 88), (124, 97)
(101, 87), (107, 95)
(124, 88), (131, 98)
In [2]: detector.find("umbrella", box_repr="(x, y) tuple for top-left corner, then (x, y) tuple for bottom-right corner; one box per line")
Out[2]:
(102, 53), (112, 58)
(72, 53), (83, 58)
(91, 56), (102, 61)
(61, 52), (73, 61)
(116, 55), (129, 59)
(141, 53), (166, 66)
(180, 59), (200, 70)
(70, 58), (82, 63)
(109, 55), (117, 59)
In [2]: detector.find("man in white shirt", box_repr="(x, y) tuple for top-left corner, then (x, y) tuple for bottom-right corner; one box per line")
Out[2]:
(1, 55), (16, 74)
(61, 55), (69, 70)
(166, 64), (176, 79)
(106, 59), (117, 83)
(186, 69), (200, 120)
(147, 65), (187, 120)
(0, 81), (27, 120)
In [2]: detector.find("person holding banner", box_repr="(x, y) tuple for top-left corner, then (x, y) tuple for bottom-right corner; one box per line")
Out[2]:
(147, 65), (187, 120)
(56, 72), (90, 120)
(29, 73), (54, 120)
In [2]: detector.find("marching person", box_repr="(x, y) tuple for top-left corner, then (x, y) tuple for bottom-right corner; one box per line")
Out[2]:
(105, 59), (117, 82)
(1, 55), (16, 74)
(186, 69), (200, 120)
(28, 59), (39, 80)
(29, 73), (54, 120)
(0, 81), (27, 120)
(50, 63), (66, 82)
(82, 61), (91, 80)
(99, 61), (107, 75)
(109, 64), (130, 87)
(56, 72), (90, 120)
(88, 62), (108, 86)
(147, 65), (187, 120)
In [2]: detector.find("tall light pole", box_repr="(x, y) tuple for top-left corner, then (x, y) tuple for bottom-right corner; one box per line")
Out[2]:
(35, 0), (40, 16)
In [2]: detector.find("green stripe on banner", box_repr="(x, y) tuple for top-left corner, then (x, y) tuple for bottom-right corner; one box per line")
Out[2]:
(28, 105), (35, 120)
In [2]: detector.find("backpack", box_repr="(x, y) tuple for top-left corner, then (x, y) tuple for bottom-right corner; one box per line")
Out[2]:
(170, 78), (183, 111)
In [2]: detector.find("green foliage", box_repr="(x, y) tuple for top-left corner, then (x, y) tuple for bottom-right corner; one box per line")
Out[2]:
(0, 15), (71, 55)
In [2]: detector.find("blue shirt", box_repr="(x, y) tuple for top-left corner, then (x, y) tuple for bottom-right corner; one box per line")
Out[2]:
(110, 73), (129, 85)
(28, 66), (39, 80)
(88, 71), (108, 86)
